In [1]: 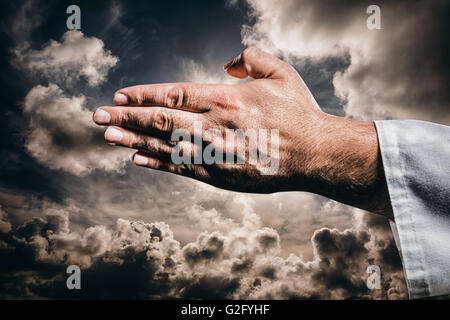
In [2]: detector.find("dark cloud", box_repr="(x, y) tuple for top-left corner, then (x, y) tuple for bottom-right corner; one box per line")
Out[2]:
(0, 207), (12, 233)
(0, 205), (406, 299)
(241, 0), (450, 124)
(183, 233), (225, 267)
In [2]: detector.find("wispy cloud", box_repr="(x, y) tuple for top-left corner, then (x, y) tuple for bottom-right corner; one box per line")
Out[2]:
(13, 30), (118, 87)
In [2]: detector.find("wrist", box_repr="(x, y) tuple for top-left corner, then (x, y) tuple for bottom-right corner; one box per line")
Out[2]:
(311, 114), (379, 188)
(291, 113), (392, 216)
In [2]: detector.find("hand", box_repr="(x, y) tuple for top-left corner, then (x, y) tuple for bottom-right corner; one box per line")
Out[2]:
(93, 47), (392, 217)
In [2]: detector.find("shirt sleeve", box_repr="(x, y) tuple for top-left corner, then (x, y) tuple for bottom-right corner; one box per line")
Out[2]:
(374, 120), (450, 299)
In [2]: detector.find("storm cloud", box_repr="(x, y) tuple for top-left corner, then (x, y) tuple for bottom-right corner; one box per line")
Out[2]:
(0, 202), (406, 299)
(240, 0), (450, 124)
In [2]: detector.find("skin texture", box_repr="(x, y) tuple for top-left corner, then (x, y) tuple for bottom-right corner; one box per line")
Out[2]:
(93, 47), (393, 219)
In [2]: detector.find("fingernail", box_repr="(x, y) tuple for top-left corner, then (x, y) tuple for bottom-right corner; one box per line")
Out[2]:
(223, 53), (241, 70)
(105, 127), (123, 142)
(114, 93), (128, 105)
(133, 154), (148, 166)
(93, 109), (111, 124)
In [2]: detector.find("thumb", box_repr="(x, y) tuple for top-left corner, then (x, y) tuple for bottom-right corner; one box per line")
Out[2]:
(223, 47), (291, 80)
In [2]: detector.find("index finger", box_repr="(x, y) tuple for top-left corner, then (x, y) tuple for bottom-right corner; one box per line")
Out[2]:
(114, 83), (226, 112)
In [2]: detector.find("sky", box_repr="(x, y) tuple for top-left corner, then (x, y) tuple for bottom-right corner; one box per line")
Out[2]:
(0, 0), (448, 299)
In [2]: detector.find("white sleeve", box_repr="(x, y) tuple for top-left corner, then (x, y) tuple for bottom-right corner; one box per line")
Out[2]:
(374, 120), (450, 299)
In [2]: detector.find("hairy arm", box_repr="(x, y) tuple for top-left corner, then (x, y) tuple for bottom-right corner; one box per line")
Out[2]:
(294, 115), (392, 217)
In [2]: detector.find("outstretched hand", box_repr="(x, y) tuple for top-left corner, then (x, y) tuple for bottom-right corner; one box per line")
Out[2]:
(93, 47), (392, 217)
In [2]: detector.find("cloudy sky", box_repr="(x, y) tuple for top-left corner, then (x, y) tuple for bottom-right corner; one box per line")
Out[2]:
(0, 0), (448, 299)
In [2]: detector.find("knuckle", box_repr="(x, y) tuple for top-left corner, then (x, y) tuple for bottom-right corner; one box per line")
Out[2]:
(133, 89), (144, 105)
(131, 135), (143, 149)
(141, 89), (153, 105)
(167, 139), (179, 147)
(175, 164), (186, 175)
(215, 90), (241, 111)
(143, 137), (171, 155)
(152, 110), (173, 132)
(118, 110), (144, 128)
(159, 143), (173, 155)
(166, 86), (186, 109)
(141, 137), (155, 151)
(242, 46), (258, 60)
(136, 87), (152, 105)
(166, 163), (177, 174)
(118, 110), (131, 124)
(175, 163), (190, 175)
(167, 162), (188, 175)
